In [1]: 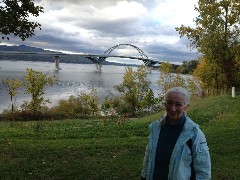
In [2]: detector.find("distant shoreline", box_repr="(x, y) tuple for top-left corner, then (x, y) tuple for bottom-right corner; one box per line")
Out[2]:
(0, 44), (140, 67)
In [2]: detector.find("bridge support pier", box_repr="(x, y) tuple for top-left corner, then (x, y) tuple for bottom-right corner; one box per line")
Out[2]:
(96, 63), (102, 72)
(54, 55), (62, 71)
(85, 56), (106, 72)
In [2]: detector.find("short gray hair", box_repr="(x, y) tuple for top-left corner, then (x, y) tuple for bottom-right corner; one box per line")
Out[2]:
(165, 87), (190, 105)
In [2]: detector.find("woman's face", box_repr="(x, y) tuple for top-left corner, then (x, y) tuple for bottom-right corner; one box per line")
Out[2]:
(165, 92), (188, 122)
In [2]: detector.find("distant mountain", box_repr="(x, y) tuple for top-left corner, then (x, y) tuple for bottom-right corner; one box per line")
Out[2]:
(0, 44), (54, 52)
(0, 45), (134, 66)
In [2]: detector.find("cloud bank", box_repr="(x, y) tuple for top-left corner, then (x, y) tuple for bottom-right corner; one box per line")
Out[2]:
(2, 0), (200, 64)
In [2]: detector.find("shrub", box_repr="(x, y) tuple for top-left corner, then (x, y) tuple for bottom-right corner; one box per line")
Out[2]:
(0, 109), (54, 121)
(50, 89), (100, 118)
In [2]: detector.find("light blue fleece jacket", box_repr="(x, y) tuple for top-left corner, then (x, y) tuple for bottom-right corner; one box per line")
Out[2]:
(141, 116), (211, 180)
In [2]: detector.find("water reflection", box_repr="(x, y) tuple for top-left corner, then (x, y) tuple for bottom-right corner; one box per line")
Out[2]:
(0, 60), (160, 112)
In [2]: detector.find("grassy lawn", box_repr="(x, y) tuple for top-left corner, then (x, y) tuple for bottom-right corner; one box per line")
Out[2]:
(0, 95), (239, 179)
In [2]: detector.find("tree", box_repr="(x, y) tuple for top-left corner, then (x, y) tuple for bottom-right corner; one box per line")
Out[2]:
(51, 88), (100, 118)
(101, 96), (115, 117)
(114, 66), (137, 115)
(176, 62), (188, 74)
(0, 0), (43, 41)
(157, 62), (174, 94)
(193, 57), (227, 95)
(114, 65), (152, 116)
(176, 0), (240, 90)
(141, 89), (156, 114)
(77, 89), (99, 117)
(157, 62), (200, 97)
(135, 65), (151, 108)
(3, 78), (22, 112)
(176, 60), (200, 74)
(22, 68), (55, 111)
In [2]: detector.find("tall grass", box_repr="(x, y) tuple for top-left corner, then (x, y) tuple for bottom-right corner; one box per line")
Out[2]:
(0, 95), (239, 179)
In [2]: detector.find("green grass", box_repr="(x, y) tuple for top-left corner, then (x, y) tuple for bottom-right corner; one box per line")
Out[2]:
(0, 95), (239, 179)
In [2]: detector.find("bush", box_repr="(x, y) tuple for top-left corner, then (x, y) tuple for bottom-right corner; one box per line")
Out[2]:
(50, 89), (100, 119)
(0, 110), (54, 121)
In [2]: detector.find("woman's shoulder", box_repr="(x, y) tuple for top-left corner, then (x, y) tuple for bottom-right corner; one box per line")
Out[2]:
(185, 116), (199, 128)
(149, 116), (165, 129)
(149, 119), (160, 127)
(185, 116), (206, 138)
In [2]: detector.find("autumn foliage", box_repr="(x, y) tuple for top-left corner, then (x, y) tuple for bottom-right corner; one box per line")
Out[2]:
(176, 0), (240, 93)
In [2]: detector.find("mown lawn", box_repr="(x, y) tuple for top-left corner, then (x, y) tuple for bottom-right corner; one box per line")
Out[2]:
(0, 95), (239, 179)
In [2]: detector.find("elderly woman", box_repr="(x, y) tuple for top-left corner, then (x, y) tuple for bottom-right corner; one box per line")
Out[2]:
(141, 87), (211, 180)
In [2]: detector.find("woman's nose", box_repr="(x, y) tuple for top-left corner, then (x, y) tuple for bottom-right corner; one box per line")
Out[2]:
(170, 104), (177, 111)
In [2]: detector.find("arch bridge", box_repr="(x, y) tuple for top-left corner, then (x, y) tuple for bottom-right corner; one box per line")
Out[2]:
(84, 44), (161, 71)
(0, 44), (162, 72)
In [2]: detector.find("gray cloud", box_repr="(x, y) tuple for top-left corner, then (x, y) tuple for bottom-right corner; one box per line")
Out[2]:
(3, 0), (200, 64)
(144, 41), (200, 62)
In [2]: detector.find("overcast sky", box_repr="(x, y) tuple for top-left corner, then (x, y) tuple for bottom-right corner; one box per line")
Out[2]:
(3, 0), (201, 65)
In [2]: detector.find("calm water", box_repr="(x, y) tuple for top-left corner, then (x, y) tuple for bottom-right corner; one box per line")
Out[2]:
(0, 60), (160, 112)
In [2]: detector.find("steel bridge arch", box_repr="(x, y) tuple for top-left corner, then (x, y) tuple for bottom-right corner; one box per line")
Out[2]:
(104, 44), (148, 59)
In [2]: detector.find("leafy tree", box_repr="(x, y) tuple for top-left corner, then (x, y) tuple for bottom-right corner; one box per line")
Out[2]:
(176, 0), (240, 90)
(52, 96), (76, 118)
(114, 66), (137, 115)
(157, 62), (174, 94)
(78, 89), (99, 117)
(22, 68), (55, 111)
(141, 89), (161, 114)
(101, 96), (115, 117)
(52, 89), (100, 118)
(187, 60), (200, 74)
(114, 65), (152, 116)
(176, 60), (200, 74)
(135, 65), (151, 109)
(106, 96), (122, 116)
(235, 54), (240, 88)
(176, 64), (187, 74)
(193, 57), (227, 96)
(0, 0), (43, 41)
(3, 78), (22, 112)
(157, 62), (200, 97)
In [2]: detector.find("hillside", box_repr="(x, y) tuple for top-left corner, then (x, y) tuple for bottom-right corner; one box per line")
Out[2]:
(0, 44), (134, 66)
(0, 44), (48, 52)
(0, 94), (239, 179)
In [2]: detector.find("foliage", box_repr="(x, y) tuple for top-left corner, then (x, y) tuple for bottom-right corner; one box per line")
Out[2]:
(0, 0), (44, 41)
(114, 66), (139, 115)
(116, 113), (131, 125)
(141, 89), (163, 114)
(176, 0), (240, 90)
(51, 89), (100, 118)
(157, 62), (200, 97)
(157, 62), (174, 94)
(193, 57), (226, 96)
(2, 78), (22, 112)
(78, 89), (100, 117)
(141, 89), (155, 112)
(22, 68), (56, 111)
(235, 53), (240, 86)
(114, 65), (157, 116)
(0, 109), (53, 121)
(176, 59), (199, 74)
(101, 96), (116, 117)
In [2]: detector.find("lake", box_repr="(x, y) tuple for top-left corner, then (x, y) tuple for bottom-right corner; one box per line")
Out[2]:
(0, 60), (160, 112)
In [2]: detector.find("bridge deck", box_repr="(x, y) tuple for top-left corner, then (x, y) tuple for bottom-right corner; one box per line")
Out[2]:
(0, 51), (163, 64)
